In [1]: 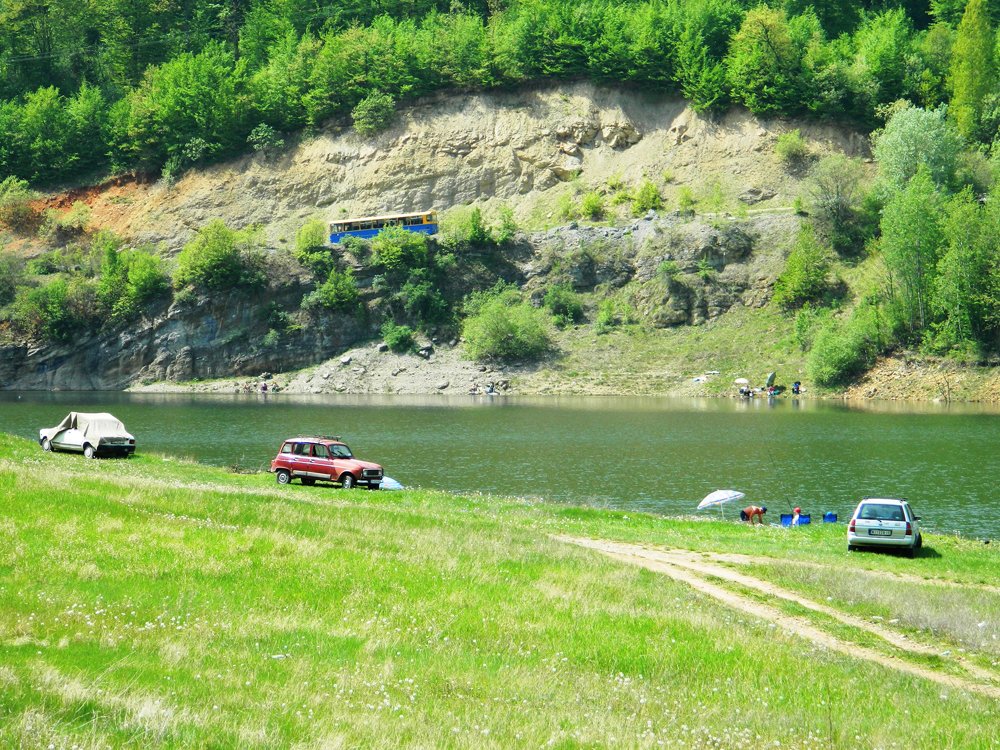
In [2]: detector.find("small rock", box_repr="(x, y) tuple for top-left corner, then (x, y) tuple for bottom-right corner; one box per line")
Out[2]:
(436, 381), (449, 390)
(351, 367), (365, 374)
(377, 342), (389, 353)
(340, 355), (352, 365)
(321, 372), (330, 380)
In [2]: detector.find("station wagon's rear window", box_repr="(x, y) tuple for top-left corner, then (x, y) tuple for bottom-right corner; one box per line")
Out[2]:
(860, 504), (905, 521)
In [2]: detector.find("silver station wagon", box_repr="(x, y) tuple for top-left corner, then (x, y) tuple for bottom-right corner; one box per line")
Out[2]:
(847, 497), (923, 557)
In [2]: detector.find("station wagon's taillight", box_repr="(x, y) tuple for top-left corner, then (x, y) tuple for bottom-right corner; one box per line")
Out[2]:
(849, 519), (856, 533)
(905, 522), (912, 536)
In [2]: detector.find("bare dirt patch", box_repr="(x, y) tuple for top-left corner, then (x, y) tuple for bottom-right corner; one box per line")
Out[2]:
(558, 536), (1000, 699)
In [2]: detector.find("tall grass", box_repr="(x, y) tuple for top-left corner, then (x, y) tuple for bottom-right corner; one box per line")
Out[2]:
(1, 434), (998, 748)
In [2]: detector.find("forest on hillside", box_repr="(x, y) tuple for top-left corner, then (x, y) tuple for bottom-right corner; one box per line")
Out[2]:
(1, 0), (999, 183)
(2, 0), (1000, 386)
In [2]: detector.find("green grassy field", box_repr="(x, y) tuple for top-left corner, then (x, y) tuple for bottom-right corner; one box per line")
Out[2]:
(1, 433), (998, 748)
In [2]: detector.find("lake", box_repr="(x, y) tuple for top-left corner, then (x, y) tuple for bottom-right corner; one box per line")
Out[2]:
(2, 391), (999, 539)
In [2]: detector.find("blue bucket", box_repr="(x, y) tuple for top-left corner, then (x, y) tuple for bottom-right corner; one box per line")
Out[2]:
(823, 512), (838, 523)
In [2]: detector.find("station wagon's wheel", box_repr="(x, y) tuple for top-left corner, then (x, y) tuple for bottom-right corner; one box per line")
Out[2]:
(340, 473), (355, 489)
(301, 478), (316, 486)
(41, 438), (51, 452)
(847, 544), (857, 552)
(275, 469), (291, 485)
(83, 444), (95, 459)
(915, 533), (923, 549)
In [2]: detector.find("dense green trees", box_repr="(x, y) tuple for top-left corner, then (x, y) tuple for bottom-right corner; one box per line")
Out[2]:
(3, 0), (1000, 186)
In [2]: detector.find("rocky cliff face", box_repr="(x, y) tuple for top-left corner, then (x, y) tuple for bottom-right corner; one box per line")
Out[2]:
(80, 82), (861, 254)
(0, 282), (368, 390)
(4, 83), (860, 391)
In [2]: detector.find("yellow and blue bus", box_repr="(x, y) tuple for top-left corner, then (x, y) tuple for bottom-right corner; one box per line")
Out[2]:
(328, 211), (438, 243)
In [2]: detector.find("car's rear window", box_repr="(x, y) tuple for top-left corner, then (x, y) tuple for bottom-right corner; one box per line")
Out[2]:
(859, 503), (905, 521)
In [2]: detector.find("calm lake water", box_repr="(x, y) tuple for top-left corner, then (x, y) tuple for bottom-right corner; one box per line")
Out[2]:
(2, 391), (999, 539)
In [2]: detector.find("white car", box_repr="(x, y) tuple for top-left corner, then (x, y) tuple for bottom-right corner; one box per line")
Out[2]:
(847, 497), (922, 557)
(39, 412), (136, 459)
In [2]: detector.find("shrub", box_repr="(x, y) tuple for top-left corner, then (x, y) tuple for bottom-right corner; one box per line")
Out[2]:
(493, 204), (517, 244)
(580, 191), (605, 220)
(0, 253), (23, 306)
(696, 258), (716, 281)
(381, 321), (414, 352)
(466, 207), (492, 245)
(371, 225), (428, 276)
(543, 284), (584, 327)
(352, 92), (396, 135)
(0, 177), (38, 231)
(657, 260), (682, 281)
(772, 226), (835, 309)
(247, 123), (284, 154)
(558, 192), (579, 220)
(631, 179), (663, 215)
(462, 284), (552, 363)
(14, 277), (97, 343)
(262, 328), (280, 348)
(775, 129), (809, 165)
(41, 201), (90, 240)
(677, 186), (696, 212)
(95, 235), (170, 324)
(174, 220), (266, 292)
(303, 267), (359, 313)
(295, 219), (334, 278)
(398, 267), (449, 327)
(807, 305), (881, 385)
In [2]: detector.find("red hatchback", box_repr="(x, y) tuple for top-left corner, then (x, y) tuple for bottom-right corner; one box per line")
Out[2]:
(270, 436), (384, 489)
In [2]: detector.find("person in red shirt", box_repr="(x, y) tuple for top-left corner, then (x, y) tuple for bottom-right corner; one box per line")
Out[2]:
(740, 505), (767, 524)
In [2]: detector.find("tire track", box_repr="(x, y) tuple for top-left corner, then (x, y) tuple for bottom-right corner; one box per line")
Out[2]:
(558, 536), (1000, 700)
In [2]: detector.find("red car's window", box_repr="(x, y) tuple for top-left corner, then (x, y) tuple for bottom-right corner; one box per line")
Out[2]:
(313, 444), (329, 458)
(292, 443), (310, 455)
(280, 443), (293, 454)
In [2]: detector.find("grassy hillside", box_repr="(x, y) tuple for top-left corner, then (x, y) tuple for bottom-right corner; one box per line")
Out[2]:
(1, 434), (998, 747)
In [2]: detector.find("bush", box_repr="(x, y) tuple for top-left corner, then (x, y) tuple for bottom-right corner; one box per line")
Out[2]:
(303, 268), (359, 313)
(775, 129), (809, 165)
(0, 177), (38, 231)
(772, 225), (835, 309)
(462, 284), (552, 363)
(381, 321), (414, 352)
(95, 235), (170, 324)
(174, 220), (267, 292)
(493, 204), (517, 244)
(398, 267), (449, 327)
(677, 186), (696, 212)
(657, 260), (682, 281)
(295, 219), (334, 278)
(371, 225), (429, 276)
(41, 201), (90, 240)
(247, 123), (285, 154)
(580, 191), (605, 220)
(0, 253), (23, 306)
(14, 277), (97, 343)
(631, 179), (663, 215)
(543, 284), (584, 327)
(807, 305), (881, 385)
(558, 192), (579, 221)
(352, 92), (396, 135)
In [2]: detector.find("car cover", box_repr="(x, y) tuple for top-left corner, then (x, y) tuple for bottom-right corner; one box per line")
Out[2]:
(52, 412), (131, 440)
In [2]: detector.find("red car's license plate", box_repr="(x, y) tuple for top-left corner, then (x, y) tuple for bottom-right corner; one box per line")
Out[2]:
(868, 529), (892, 536)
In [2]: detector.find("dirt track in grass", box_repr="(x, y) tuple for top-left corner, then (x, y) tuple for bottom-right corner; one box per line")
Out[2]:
(558, 537), (1000, 700)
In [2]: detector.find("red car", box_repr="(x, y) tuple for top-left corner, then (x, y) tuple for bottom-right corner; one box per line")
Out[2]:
(270, 436), (384, 489)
